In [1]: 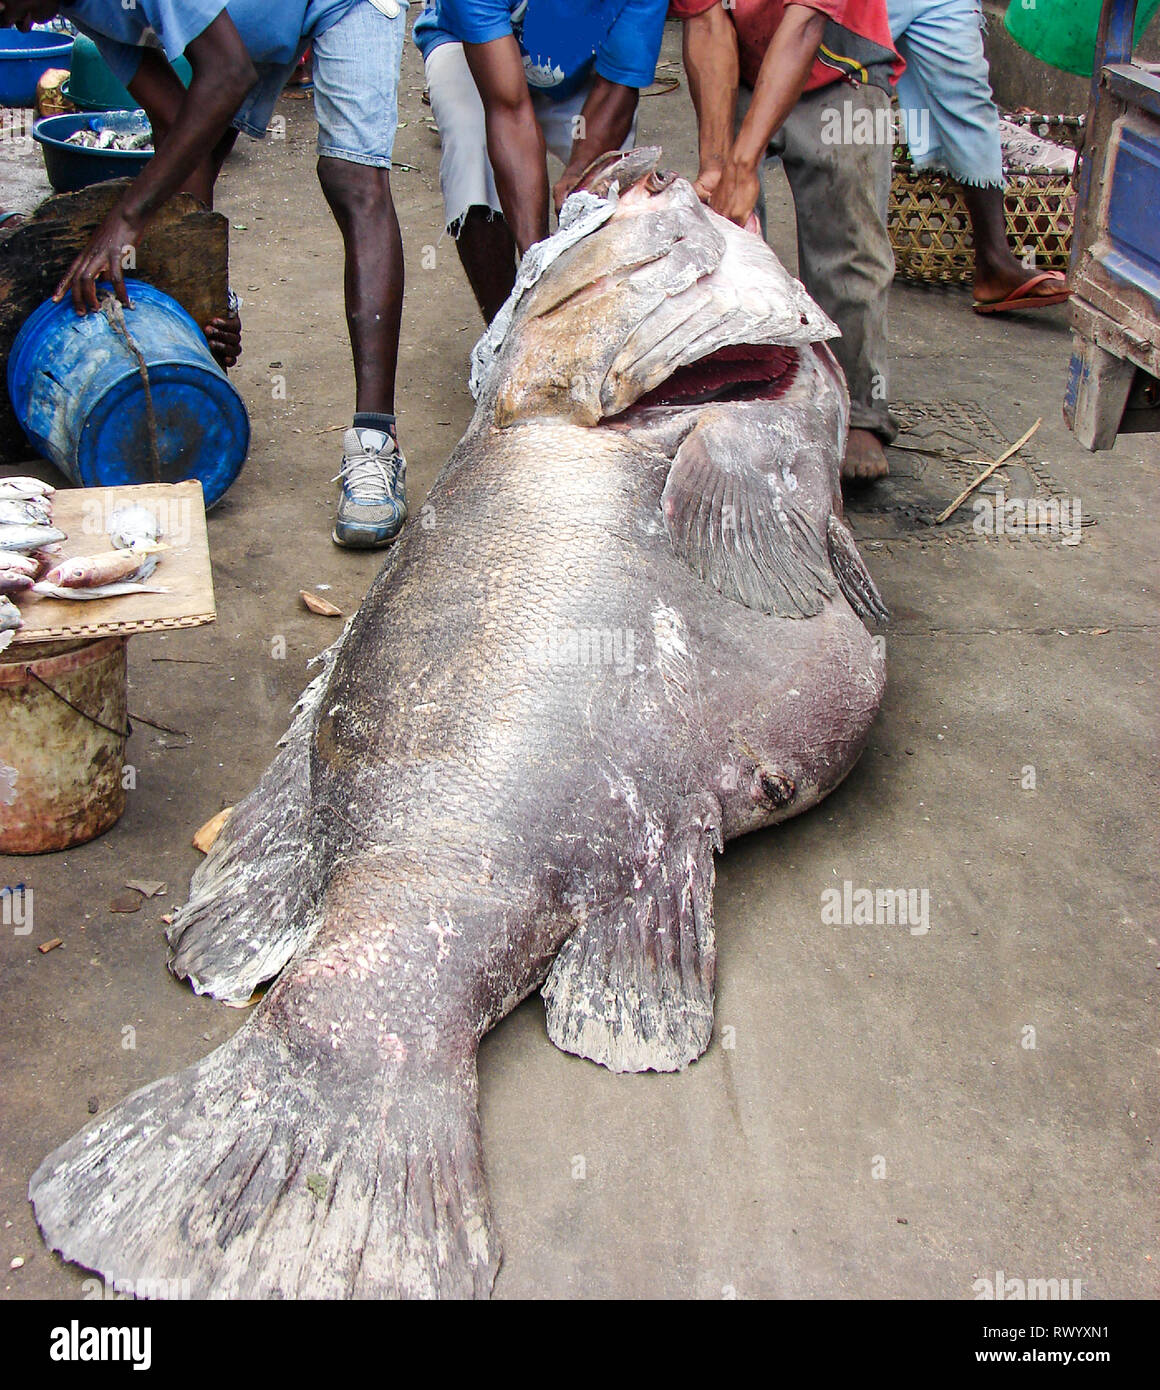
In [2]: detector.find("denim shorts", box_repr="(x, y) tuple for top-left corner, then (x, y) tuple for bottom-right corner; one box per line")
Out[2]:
(888, 0), (1004, 188)
(232, 0), (408, 169)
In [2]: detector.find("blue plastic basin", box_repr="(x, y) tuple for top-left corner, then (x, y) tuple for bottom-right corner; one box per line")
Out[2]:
(33, 110), (153, 194)
(0, 27), (73, 107)
(7, 279), (250, 508)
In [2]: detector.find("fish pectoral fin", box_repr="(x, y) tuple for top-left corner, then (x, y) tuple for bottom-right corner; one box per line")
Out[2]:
(827, 514), (889, 625)
(542, 792), (723, 1074)
(661, 415), (838, 619)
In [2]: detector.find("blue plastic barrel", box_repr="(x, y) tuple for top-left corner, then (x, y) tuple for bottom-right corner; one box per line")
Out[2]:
(7, 279), (249, 508)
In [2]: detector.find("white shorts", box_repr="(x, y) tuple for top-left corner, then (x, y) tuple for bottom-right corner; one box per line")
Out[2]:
(423, 40), (637, 234)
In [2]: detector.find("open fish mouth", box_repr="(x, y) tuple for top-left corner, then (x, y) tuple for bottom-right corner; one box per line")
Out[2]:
(473, 148), (839, 430)
(624, 342), (801, 411)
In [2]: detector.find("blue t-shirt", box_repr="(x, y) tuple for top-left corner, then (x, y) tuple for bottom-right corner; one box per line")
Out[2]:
(60, 0), (359, 86)
(413, 0), (666, 102)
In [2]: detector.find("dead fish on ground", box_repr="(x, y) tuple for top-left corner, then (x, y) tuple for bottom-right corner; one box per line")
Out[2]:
(30, 150), (887, 1299)
(0, 553), (39, 579)
(0, 570), (33, 595)
(40, 551), (157, 588)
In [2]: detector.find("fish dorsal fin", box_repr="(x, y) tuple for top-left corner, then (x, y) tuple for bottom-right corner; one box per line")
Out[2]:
(660, 412), (838, 619)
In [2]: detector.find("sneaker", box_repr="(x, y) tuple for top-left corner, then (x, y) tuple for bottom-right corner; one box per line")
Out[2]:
(332, 426), (407, 548)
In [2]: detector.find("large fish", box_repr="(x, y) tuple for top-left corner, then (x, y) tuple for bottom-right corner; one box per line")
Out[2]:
(30, 151), (887, 1299)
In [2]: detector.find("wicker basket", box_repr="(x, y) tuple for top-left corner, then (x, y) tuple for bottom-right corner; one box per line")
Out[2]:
(889, 113), (1083, 284)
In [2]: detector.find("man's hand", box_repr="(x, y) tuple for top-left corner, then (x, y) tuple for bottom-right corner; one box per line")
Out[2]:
(552, 171), (580, 214)
(204, 310), (242, 369)
(709, 157), (760, 227)
(692, 164), (723, 204)
(556, 77), (638, 214)
(54, 206), (143, 315)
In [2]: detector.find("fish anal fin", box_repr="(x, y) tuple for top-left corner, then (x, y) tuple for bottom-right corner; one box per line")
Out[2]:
(661, 416), (837, 619)
(166, 640), (343, 1005)
(543, 793), (723, 1074)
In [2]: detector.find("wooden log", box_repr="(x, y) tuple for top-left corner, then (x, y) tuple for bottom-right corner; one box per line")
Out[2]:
(0, 181), (229, 466)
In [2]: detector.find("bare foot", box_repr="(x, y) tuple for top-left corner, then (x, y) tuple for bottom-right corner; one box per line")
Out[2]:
(973, 262), (1070, 313)
(842, 429), (889, 484)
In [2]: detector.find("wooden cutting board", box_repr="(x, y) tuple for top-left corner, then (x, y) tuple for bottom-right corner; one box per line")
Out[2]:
(8, 479), (215, 644)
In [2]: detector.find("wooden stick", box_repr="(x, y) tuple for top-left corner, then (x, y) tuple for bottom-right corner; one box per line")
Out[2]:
(934, 418), (1042, 524)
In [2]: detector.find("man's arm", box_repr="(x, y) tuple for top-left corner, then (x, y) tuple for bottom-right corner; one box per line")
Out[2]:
(54, 11), (257, 314)
(711, 2), (827, 225)
(553, 77), (638, 211)
(461, 35), (549, 257)
(126, 48), (230, 207)
(681, 2), (740, 203)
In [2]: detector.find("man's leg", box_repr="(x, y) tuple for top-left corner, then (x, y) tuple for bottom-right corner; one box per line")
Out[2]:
(316, 158), (404, 415)
(455, 209), (518, 324)
(780, 84), (896, 482)
(891, 0), (1068, 309)
(425, 41), (516, 323)
(311, 0), (408, 547)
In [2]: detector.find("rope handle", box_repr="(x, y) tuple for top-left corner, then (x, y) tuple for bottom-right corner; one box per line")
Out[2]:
(24, 667), (132, 741)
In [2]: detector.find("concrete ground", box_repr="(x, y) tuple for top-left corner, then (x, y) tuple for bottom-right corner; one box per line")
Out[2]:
(2, 24), (1156, 1301)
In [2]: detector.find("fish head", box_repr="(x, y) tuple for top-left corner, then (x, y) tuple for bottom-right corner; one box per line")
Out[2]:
(473, 148), (839, 417)
(470, 148), (848, 514)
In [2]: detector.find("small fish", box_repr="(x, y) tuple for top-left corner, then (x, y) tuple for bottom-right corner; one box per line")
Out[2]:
(0, 553), (39, 578)
(0, 594), (22, 644)
(30, 580), (167, 601)
(0, 525), (67, 554)
(0, 499), (53, 527)
(0, 571), (33, 595)
(108, 505), (163, 554)
(0, 477), (55, 500)
(41, 550), (157, 589)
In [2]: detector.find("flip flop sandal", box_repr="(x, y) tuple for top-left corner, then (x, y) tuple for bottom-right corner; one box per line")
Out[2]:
(973, 270), (1071, 314)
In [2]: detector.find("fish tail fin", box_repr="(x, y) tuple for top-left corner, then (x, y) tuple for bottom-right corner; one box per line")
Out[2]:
(166, 644), (341, 1004)
(30, 1024), (499, 1299)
